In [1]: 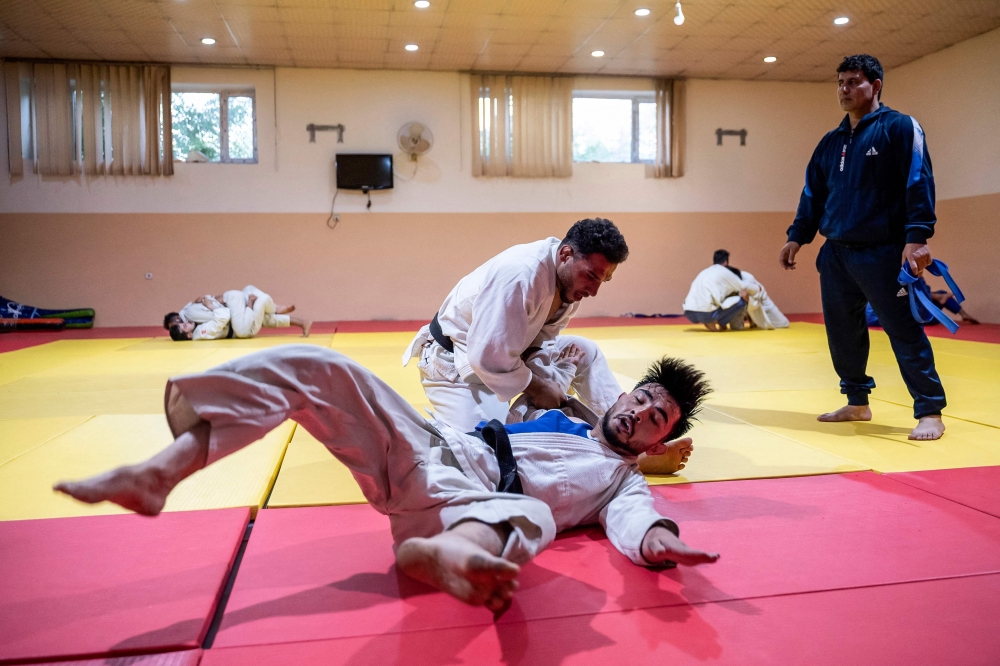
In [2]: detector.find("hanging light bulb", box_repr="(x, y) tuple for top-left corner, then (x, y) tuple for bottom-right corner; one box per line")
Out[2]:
(673, 1), (685, 25)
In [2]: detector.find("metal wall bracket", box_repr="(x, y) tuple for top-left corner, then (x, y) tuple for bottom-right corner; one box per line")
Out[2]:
(716, 128), (747, 146)
(307, 123), (345, 143)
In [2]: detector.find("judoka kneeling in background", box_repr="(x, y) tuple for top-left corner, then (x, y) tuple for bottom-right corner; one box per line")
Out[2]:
(404, 218), (629, 433)
(56, 345), (718, 613)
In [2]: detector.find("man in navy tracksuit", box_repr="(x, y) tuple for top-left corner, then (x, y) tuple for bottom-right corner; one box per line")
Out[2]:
(779, 54), (946, 441)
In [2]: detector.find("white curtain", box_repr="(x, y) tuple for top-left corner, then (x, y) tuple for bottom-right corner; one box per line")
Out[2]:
(653, 78), (685, 178)
(3, 60), (173, 177)
(472, 74), (572, 178)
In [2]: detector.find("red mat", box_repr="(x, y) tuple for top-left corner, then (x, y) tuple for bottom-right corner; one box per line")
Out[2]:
(34, 650), (201, 666)
(211, 473), (1000, 649)
(886, 466), (1000, 519)
(0, 509), (250, 664)
(202, 573), (1000, 666)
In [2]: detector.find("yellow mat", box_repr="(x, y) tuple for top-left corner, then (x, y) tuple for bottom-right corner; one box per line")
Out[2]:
(708, 389), (1000, 473)
(0, 415), (294, 521)
(0, 338), (144, 387)
(330, 331), (432, 412)
(645, 407), (867, 485)
(267, 426), (367, 508)
(0, 416), (92, 466)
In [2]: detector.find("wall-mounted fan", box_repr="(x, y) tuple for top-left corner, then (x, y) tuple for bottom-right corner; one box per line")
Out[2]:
(397, 122), (433, 161)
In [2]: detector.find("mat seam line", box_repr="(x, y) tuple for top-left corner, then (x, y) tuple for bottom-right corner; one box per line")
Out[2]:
(880, 474), (1000, 522)
(0, 414), (97, 470)
(261, 423), (298, 510)
(870, 396), (1000, 430)
(202, 519), (255, 649)
(207, 570), (1000, 651)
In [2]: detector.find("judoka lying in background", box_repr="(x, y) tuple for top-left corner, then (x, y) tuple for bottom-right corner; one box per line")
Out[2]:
(55, 346), (718, 613)
(404, 218), (630, 432)
(163, 285), (311, 340)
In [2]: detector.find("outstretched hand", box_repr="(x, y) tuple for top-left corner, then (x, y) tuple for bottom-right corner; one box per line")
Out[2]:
(779, 241), (801, 270)
(641, 525), (720, 567)
(902, 243), (932, 276)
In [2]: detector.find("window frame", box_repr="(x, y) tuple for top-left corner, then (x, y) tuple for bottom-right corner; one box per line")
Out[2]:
(170, 86), (258, 164)
(571, 90), (656, 164)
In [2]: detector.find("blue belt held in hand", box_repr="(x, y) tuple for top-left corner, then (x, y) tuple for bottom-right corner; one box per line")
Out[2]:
(898, 259), (965, 334)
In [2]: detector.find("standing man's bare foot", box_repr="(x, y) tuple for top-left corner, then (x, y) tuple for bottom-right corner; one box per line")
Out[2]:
(276, 304), (296, 315)
(396, 530), (520, 613)
(639, 437), (694, 475)
(818, 404), (872, 422)
(909, 415), (945, 441)
(55, 466), (173, 516)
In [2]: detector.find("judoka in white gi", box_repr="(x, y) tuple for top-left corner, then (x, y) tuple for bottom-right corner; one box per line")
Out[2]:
(56, 345), (719, 613)
(164, 286), (311, 340)
(404, 218), (630, 432)
(682, 249), (789, 331)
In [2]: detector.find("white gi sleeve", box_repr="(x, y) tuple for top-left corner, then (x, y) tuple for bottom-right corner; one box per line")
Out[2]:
(600, 467), (679, 566)
(466, 275), (535, 402)
(193, 307), (231, 340)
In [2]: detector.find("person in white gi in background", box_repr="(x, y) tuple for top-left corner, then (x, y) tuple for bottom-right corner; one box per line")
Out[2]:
(56, 346), (718, 614)
(404, 218), (630, 433)
(164, 286), (311, 340)
(732, 267), (789, 330)
(682, 249), (757, 332)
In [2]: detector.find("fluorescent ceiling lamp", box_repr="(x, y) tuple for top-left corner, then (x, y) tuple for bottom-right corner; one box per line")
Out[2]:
(591, 50), (605, 57)
(405, 44), (419, 51)
(635, 8), (650, 16)
(673, 2), (685, 25)
(763, 56), (777, 63)
(414, 0), (430, 7)
(834, 16), (850, 25)
(201, 37), (215, 45)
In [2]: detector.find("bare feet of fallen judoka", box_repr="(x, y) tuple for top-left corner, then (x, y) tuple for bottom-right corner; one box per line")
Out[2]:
(290, 316), (312, 337)
(276, 304), (296, 314)
(397, 521), (520, 614)
(54, 425), (209, 516)
(638, 437), (693, 475)
(817, 404), (872, 422)
(909, 415), (945, 441)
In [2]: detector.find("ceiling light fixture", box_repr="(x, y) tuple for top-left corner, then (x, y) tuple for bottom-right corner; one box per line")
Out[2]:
(834, 16), (849, 25)
(414, 0), (430, 8)
(673, 2), (685, 25)
(201, 37), (215, 45)
(635, 8), (650, 16)
(591, 50), (605, 57)
(405, 44), (419, 51)
(763, 56), (777, 63)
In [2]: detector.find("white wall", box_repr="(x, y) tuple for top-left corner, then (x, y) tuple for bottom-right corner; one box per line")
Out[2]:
(883, 27), (1000, 201)
(0, 66), (842, 215)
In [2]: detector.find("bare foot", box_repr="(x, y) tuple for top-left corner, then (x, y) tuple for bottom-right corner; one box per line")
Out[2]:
(703, 322), (720, 332)
(301, 320), (312, 337)
(54, 466), (172, 516)
(909, 415), (945, 441)
(639, 437), (693, 475)
(817, 404), (872, 422)
(396, 531), (520, 612)
(643, 527), (720, 567)
(276, 304), (296, 315)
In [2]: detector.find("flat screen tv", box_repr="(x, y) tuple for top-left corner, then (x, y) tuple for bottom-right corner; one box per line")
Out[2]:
(336, 153), (393, 191)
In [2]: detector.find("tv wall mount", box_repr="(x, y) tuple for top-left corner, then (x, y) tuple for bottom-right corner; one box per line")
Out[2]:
(307, 123), (345, 143)
(716, 128), (747, 146)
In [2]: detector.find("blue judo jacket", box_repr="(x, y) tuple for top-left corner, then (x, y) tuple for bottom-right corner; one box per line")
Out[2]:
(787, 104), (936, 247)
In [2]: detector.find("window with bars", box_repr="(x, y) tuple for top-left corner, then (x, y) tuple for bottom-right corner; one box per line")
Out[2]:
(171, 88), (257, 163)
(572, 92), (656, 164)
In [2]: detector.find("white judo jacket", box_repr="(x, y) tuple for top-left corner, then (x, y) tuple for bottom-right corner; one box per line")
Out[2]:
(405, 238), (580, 402)
(682, 264), (758, 313)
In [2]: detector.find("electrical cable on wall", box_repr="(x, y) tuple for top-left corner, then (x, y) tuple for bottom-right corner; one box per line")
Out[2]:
(326, 189), (339, 231)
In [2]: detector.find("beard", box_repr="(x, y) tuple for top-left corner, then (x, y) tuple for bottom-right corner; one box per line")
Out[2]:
(600, 412), (629, 452)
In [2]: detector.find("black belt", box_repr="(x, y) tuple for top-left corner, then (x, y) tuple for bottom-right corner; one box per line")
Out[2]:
(225, 323), (235, 339)
(468, 419), (523, 494)
(429, 313), (454, 353)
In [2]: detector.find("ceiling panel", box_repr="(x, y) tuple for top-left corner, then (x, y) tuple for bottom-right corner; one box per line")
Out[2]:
(0, 0), (996, 81)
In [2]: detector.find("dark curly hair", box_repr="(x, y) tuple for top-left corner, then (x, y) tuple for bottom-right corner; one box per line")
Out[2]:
(163, 312), (181, 330)
(837, 54), (884, 99)
(635, 357), (712, 441)
(713, 249), (730, 265)
(169, 324), (191, 341)
(561, 218), (629, 264)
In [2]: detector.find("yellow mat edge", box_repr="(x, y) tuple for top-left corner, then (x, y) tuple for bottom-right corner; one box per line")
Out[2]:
(254, 422), (299, 517)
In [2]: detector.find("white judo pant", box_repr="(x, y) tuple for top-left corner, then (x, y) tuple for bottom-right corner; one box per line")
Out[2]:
(164, 345), (555, 564)
(224, 285), (290, 338)
(417, 335), (623, 432)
